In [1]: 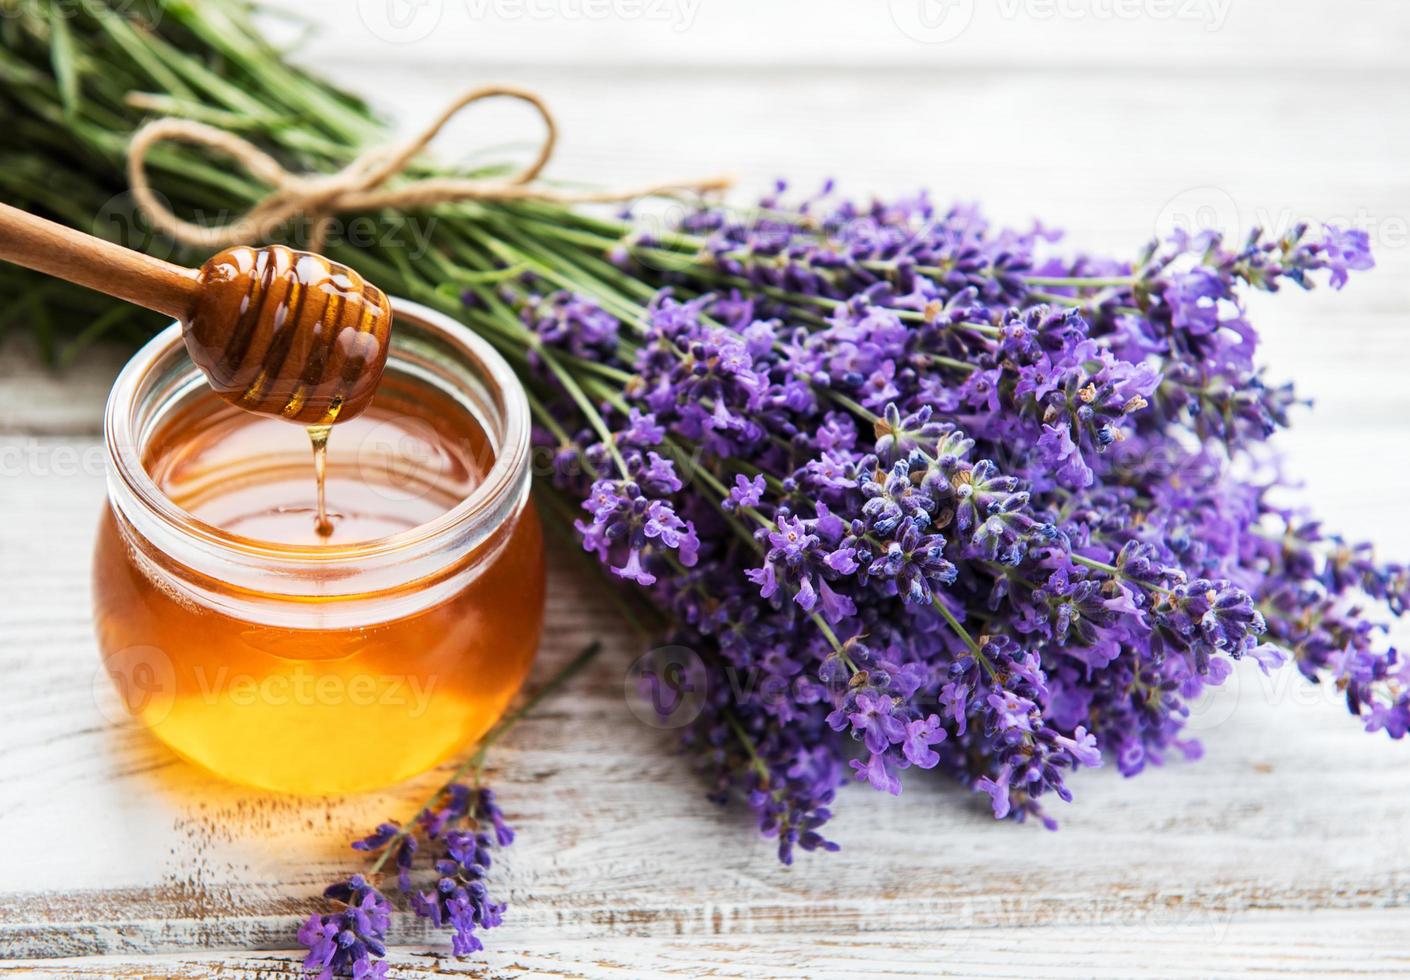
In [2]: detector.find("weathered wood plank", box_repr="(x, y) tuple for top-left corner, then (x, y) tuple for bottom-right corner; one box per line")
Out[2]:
(5, 910), (1410, 979)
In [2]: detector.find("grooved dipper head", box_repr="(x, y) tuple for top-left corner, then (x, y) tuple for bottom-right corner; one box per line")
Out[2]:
(183, 244), (392, 426)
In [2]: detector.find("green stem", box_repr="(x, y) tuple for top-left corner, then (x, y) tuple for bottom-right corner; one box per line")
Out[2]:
(725, 711), (772, 783)
(538, 347), (631, 476)
(931, 596), (999, 683)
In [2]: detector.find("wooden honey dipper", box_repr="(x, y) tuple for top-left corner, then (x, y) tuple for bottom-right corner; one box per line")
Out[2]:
(0, 201), (392, 426)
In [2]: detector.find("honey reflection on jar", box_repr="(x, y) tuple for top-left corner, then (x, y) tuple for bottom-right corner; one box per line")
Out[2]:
(93, 302), (544, 795)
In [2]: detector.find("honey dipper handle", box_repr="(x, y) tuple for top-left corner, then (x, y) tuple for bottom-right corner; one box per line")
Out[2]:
(0, 202), (201, 321)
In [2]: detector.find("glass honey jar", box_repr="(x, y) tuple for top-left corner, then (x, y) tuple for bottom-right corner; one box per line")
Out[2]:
(93, 299), (545, 794)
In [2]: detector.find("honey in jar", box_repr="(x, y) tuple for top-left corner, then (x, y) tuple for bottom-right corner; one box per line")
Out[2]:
(93, 300), (544, 794)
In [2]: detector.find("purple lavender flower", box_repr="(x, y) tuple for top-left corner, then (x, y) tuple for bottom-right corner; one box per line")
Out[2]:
(726, 473), (766, 510)
(1321, 226), (1375, 289)
(901, 714), (946, 769)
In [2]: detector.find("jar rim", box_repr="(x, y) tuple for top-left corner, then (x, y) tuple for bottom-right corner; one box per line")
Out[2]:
(104, 297), (531, 575)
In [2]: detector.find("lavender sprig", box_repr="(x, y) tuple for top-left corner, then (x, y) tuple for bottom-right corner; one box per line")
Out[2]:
(299, 642), (601, 977)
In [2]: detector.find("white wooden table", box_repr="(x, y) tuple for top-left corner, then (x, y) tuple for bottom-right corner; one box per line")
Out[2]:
(3, 1), (1409, 975)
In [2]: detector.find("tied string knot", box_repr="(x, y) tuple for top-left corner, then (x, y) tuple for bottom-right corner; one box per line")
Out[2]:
(127, 84), (732, 254)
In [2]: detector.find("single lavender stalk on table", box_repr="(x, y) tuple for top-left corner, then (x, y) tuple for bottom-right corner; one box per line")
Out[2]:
(299, 643), (600, 979)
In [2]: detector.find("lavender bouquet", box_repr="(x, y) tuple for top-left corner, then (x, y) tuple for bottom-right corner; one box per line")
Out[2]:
(3, 0), (1407, 969)
(453, 193), (1402, 862)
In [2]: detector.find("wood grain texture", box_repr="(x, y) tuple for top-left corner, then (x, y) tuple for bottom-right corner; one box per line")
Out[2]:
(5, 911), (1410, 978)
(3, 0), (1409, 974)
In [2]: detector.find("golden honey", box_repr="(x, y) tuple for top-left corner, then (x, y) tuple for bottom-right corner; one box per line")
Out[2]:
(94, 302), (543, 794)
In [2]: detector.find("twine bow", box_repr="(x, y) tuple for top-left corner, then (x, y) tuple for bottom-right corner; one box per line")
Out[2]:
(127, 84), (732, 254)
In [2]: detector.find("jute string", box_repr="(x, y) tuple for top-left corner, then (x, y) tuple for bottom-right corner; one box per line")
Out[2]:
(127, 84), (732, 253)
